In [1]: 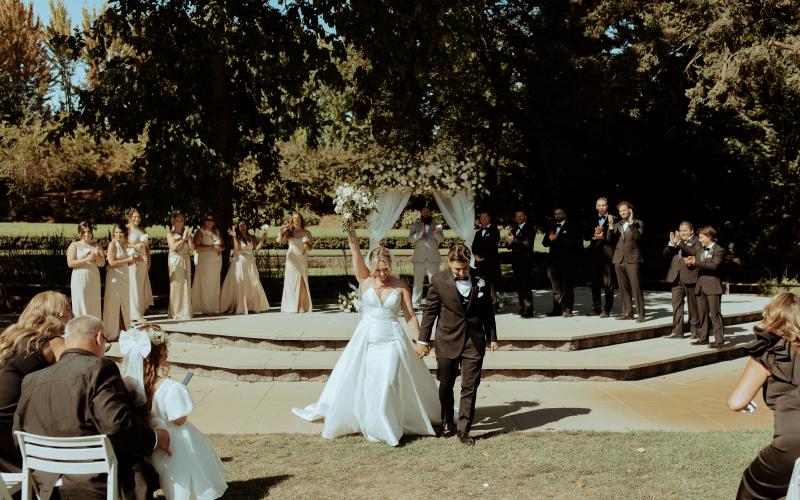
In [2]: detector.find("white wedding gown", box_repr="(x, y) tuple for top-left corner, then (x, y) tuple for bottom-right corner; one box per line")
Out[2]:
(292, 287), (440, 446)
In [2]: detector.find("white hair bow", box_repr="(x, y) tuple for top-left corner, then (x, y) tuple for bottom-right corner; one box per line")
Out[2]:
(119, 328), (152, 407)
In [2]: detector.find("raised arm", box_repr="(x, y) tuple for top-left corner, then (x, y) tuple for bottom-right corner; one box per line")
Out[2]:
(347, 225), (370, 283)
(253, 234), (267, 251)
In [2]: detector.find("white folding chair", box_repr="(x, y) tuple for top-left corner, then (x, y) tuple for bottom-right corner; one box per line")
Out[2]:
(0, 474), (13, 500)
(788, 456), (800, 500)
(0, 472), (22, 497)
(14, 431), (118, 500)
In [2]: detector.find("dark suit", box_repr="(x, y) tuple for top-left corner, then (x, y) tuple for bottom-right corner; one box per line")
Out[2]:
(506, 222), (536, 316)
(663, 237), (700, 337)
(585, 214), (615, 313)
(14, 349), (157, 500)
(541, 219), (581, 314)
(471, 224), (501, 307)
(419, 270), (497, 437)
(680, 241), (726, 343)
(609, 218), (646, 318)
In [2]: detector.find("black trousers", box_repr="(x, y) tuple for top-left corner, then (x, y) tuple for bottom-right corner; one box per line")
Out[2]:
(590, 257), (614, 313)
(436, 336), (483, 436)
(512, 261), (533, 313)
(697, 292), (724, 343)
(614, 263), (645, 317)
(547, 261), (574, 313)
(671, 282), (699, 336)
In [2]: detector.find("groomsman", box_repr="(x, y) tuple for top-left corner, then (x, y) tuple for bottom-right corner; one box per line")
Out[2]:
(679, 226), (726, 348)
(505, 210), (535, 318)
(585, 197), (615, 317)
(663, 221), (700, 339)
(609, 201), (646, 322)
(408, 206), (445, 309)
(542, 208), (581, 317)
(471, 211), (502, 312)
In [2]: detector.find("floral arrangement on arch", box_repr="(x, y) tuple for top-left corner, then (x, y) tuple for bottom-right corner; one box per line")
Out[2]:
(348, 154), (485, 195)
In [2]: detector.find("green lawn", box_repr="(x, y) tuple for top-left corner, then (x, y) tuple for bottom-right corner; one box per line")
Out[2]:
(209, 430), (769, 499)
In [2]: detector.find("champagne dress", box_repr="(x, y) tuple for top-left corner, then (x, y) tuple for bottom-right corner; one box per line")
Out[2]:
(103, 240), (131, 340)
(128, 227), (154, 321)
(191, 231), (222, 315)
(168, 234), (193, 320)
(280, 236), (312, 313)
(69, 242), (102, 319)
(219, 239), (269, 314)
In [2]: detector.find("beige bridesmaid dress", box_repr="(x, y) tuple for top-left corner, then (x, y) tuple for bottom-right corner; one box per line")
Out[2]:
(280, 236), (312, 313)
(69, 242), (102, 319)
(128, 227), (154, 321)
(168, 234), (193, 320)
(219, 239), (269, 314)
(103, 240), (131, 340)
(191, 231), (222, 314)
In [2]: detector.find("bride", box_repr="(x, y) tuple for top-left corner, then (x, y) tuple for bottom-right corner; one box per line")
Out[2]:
(292, 221), (440, 445)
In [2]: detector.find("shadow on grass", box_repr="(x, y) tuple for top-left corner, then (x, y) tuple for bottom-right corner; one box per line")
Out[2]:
(224, 474), (293, 499)
(472, 401), (591, 437)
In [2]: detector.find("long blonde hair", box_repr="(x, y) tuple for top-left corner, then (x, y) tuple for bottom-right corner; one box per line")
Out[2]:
(0, 291), (71, 366)
(367, 247), (393, 276)
(759, 292), (800, 350)
(137, 324), (170, 413)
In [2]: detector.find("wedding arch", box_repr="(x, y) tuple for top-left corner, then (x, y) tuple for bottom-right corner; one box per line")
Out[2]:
(345, 156), (485, 254)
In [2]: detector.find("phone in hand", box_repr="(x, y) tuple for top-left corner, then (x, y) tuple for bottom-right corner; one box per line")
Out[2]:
(182, 371), (194, 386)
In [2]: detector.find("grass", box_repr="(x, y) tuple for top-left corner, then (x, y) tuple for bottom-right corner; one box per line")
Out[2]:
(208, 430), (770, 499)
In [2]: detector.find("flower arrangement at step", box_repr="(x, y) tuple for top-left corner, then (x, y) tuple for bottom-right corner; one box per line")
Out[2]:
(338, 283), (361, 313)
(333, 183), (378, 232)
(346, 153), (485, 195)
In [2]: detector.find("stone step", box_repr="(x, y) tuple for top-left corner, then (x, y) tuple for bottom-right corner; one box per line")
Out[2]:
(146, 291), (767, 351)
(108, 321), (758, 382)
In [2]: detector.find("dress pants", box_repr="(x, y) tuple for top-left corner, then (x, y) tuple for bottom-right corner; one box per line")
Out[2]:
(671, 283), (699, 336)
(590, 257), (614, 313)
(412, 261), (441, 308)
(512, 262), (534, 314)
(696, 292), (724, 343)
(436, 335), (483, 436)
(547, 261), (574, 313)
(614, 263), (645, 317)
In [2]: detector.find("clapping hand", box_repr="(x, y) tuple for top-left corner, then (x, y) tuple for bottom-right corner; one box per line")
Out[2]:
(684, 256), (696, 266)
(607, 214), (615, 225)
(505, 232), (514, 245)
(227, 227), (236, 237)
(628, 209), (634, 222)
(548, 230), (557, 241)
(433, 224), (443, 234)
(669, 231), (681, 245)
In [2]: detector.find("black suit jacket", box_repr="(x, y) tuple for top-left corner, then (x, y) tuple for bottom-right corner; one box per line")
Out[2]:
(663, 237), (700, 285)
(679, 241), (726, 295)
(584, 214), (614, 261)
(419, 270), (497, 360)
(472, 225), (500, 262)
(14, 349), (156, 499)
(506, 222), (536, 269)
(541, 219), (581, 262)
(610, 219), (644, 264)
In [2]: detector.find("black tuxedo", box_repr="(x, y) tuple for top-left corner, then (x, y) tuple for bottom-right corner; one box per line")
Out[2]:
(679, 241), (727, 343)
(506, 222), (536, 316)
(14, 349), (157, 500)
(471, 224), (501, 306)
(584, 214), (615, 313)
(609, 219), (646, 318)
(419, 270), (497, 437)
(541, 219), (581, 314)
(663, 237), (700, 336)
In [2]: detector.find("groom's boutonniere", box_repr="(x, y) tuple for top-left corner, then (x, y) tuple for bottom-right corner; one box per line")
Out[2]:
(476, 278), (486, 298)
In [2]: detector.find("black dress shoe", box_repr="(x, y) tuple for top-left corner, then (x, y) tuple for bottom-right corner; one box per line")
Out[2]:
(520, 310), (534, 318)
(562, 311), (573, 318)
(546, 310), (562, 317)
(616, 314), (633, 320)
(636, 316), (646, 323)
(457, 433), (475, 446)
(441, 423), (457, 438)
(708, 341), (724, 349)
(599, 311), (610, 318)
(691, 339), (709, 346)
(591, 309), (602, 316)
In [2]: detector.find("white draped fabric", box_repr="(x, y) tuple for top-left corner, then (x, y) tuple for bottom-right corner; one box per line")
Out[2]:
(367, 190), (411, 251)
(432, 189), (476, 251)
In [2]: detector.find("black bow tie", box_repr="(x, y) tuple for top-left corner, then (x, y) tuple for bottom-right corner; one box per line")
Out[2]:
(556, 223), (562, 227)
(704, 247), (711, 251)
(454, 276), (470, 281)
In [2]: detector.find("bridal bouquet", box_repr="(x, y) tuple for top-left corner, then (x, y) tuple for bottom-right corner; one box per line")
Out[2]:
(338, 283), (361, 313)
(333, 184), (377, 232)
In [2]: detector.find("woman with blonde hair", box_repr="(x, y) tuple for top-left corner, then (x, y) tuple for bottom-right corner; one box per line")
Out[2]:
(292, 220), (439, 446)
(167, 212), (194, 320)
(66, 221), (104, 318)
(191, 213), (224, 315)
(729, 292), (800, 498)
(119, 324), (227, 499)
(0, 291), (71, 472)
(126, 208), (154, 321)
(277, 213), (313, 313)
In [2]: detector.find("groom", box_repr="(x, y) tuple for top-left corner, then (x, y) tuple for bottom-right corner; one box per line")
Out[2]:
(417, 244), (498, 445)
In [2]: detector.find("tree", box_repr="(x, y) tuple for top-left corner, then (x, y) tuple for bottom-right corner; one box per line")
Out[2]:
(44, 0), (78, 114)
(0, 0), (50, 123)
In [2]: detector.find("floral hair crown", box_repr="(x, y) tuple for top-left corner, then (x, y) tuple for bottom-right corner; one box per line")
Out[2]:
(141, 327), (167, 346)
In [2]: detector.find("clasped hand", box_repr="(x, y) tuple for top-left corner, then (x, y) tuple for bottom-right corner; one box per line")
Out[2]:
(415, 343), (430, 358)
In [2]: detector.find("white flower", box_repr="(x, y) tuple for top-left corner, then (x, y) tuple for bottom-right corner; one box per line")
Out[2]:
(139, 234), (149, 243)
(260, 224), (269, 231)
(477, 278), (486, 288)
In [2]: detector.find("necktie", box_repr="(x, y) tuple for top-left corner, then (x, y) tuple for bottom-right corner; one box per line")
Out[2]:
(454, 276), (469, 281)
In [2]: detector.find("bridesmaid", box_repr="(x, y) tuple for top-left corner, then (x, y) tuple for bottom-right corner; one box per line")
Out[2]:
(126, 208), (154, 321)
(277, 213), (313, 313)
(167, 212), (194, 320)
(104, 222), (137, 340)
(219, 219), (269, 314)
(66, 221), (104, 319)
(192, 213), (224, 315)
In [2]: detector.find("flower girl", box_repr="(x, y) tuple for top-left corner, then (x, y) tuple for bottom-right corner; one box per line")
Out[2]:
(119, 325), (227, 500)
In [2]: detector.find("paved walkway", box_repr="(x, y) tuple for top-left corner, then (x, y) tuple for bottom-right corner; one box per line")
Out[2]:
(184, 358), (772, 435)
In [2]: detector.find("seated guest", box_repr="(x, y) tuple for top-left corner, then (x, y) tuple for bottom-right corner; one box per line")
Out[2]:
(0, 291), (71, 472)
(679, 226), (726, 347)
(121, 325), (227, 500)
(14, 315), (170, 500)
(729, 292), (800, 499)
